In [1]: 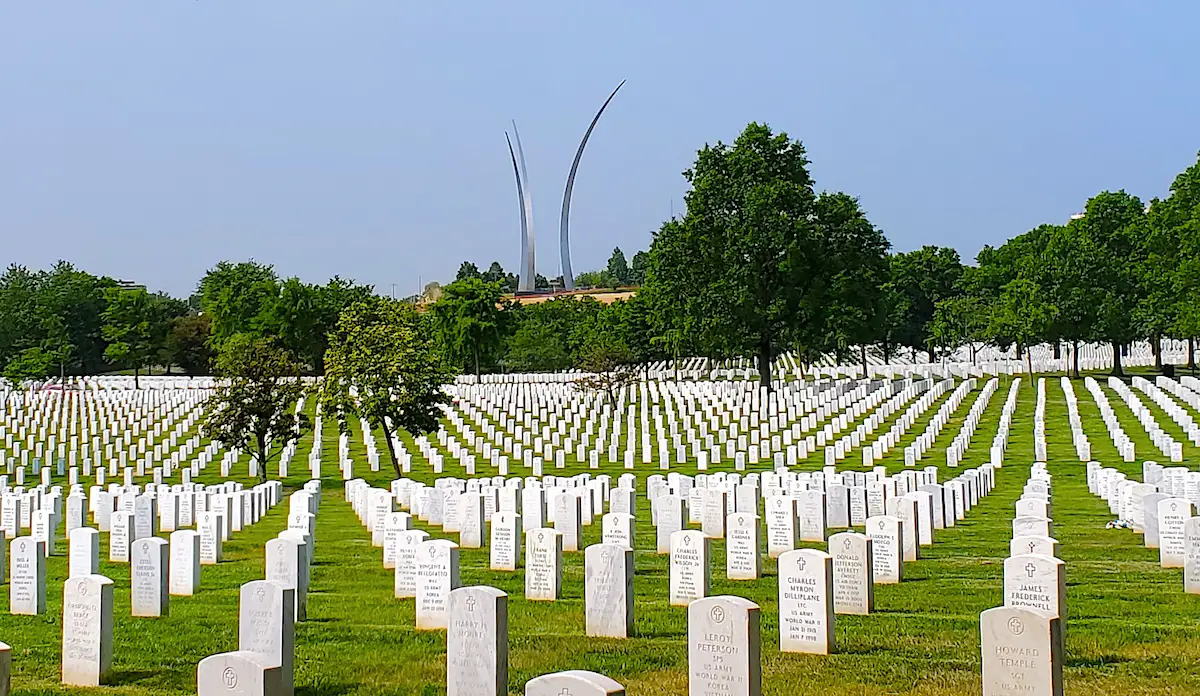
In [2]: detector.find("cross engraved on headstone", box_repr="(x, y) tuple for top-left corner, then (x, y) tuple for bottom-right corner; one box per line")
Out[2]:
(1027, 541), (1036, 554)
(223, 666), (238, 689)
(710, 605), (725, 623)
(466, 596), (476, 613)
(1025, 563), (1037, 578)
(797, 557), (806, 571)
(1007, 616), (1024, 635)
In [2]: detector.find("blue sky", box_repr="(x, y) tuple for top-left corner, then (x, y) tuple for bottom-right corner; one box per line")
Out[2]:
(1, 2), (1196, 297)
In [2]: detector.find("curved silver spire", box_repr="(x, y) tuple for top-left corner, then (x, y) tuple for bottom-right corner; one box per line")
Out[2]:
(511, 121), (536, 292)
(560, 80), (625, 291)
(505, 132), (530, 292)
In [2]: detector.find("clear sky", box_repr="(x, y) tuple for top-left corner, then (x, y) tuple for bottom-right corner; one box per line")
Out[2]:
(2, 2), (1196, 297)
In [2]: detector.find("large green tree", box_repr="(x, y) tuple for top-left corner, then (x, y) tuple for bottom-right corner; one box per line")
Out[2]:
(203, 334), (310, 482)
(645, 122), (854, 387)
(198, 261), (280, 350)
(101, 287), (161, 387)
(607, 248), (630, 286)
(430, 278), (505, 375)
(321, 298), (456, 476)
(815, 192), (890, 370)
(885, 246), (964, 360)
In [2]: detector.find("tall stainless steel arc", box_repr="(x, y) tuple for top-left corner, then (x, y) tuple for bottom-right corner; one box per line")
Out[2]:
(511, 121), (536, 293)
(505, 132), (531, 292)
(559, 80), (625, 291)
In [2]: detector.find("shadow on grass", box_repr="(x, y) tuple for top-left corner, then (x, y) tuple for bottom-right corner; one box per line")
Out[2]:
(298, 682), (361, 696)
(1067, 654), (1133, 669)
(106, 669), (163, 686)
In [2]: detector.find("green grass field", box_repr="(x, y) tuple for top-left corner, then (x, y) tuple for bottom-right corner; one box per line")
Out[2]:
(3, 374), (1200, 695)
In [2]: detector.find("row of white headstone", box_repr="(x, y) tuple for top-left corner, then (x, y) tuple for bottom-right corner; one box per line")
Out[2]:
(196, 480), (322, 696)
(1089, 460), (1200, 590)
(982, 462), (1064, 696)
(3, 478), (299, 693)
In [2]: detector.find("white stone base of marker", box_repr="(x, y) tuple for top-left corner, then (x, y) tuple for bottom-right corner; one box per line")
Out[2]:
(778, 549), (834, 655)
(11, 537), (48, 615)
(524, 670), (625, 696)
(585, 543), (634, 638)
(69, 528), (100, 578)
(170, 530), (202, 596)
(1003, 554), (1065, 622)
(525, 528), (562, 601)
(394, 530), (429, 599)
(1010, 535), (1060, 559)
(830, 531), (873, 615)
(197, 650), (285, 696)
(980, 606), (1063, 696)
(726, 512), (761, 580)
(1185, 518), (1200, 594)
(447, 586), (507, 696)
(866, 515), (903, 584)
(416, 539), (461, 630)
(688, 596), (762, 696)
(131, 537), (170, 617)
(670, 530), (711, 607)
(61, 574), (115, 687)
(238, 581), (295, 696)
(266, 537), (308, 622)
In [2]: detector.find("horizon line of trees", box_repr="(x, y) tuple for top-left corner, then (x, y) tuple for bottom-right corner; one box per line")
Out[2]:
(4, 124), (1199, 392)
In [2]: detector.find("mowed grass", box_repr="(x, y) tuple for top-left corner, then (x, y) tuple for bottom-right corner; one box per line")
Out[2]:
(4, 375), (1200, 695)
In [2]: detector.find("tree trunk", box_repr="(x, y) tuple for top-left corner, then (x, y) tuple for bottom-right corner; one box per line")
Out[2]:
(860, 345), (868, 378)
(1052, 342), (1061, 360)
(758, 335), (773, 391)
(255, 432), (269, 483)
(474, 347), (480, 377)
(882, 338), (891, 363)
(134, 366), (140, 389)
(1152, 334), (1162, 371)
(1072, 339), (1080, 378)
(1190, 336), (1197, 373)
(1111, 341), (1124, 376)
(380, 419), (403, 478)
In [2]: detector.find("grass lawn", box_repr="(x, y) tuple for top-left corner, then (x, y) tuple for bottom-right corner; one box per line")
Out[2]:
(3, 374), (1200, 695)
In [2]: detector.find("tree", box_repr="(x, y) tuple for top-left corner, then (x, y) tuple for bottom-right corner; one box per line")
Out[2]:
(931, 296), (989, 362)
(456, 261), (482, 282)
(987, 278), (1057, 374)
(3, 347), (54, 385)
(1070, 191), (1148, 375)
(504, 320), (571, 372)
(815, 192), (890, 370)
(629, 251), (649, 285)
(321, 298), (456, 477)
(644, 122), (833, 389)
(198, 261), (280, 350)
(535, 274), (550, 290)
(607, 248), (630, 286)
(167, 315), (215, 375)
(575, 333), (638, 405)
(574, 270), (615, 289)
(202, 334), (310, 482)
(101, 287), (159, 387)
(885, 246), (964, 360)
(431, 278), (505, 375)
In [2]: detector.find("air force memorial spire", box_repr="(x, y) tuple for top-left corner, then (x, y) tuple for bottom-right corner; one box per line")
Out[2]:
(506, 80), (625, 295)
